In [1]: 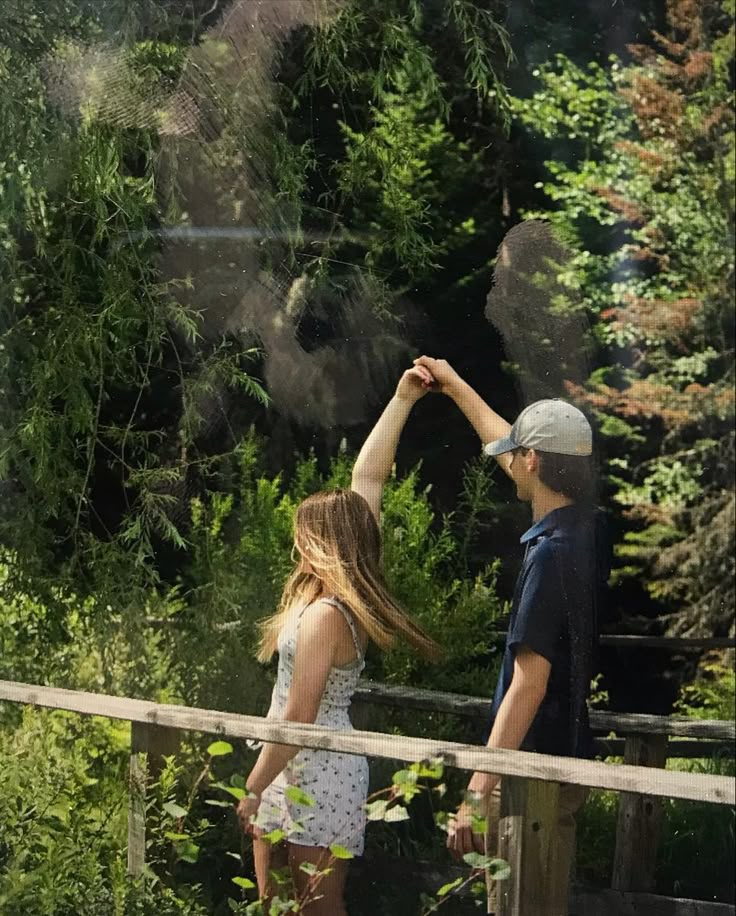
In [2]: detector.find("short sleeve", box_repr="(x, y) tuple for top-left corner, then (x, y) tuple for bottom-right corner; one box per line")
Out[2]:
(508, 541), (565, 664)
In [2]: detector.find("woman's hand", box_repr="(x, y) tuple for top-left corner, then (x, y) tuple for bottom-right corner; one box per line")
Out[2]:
(395, 366), (435, 404)
(236, 792), (262, 836)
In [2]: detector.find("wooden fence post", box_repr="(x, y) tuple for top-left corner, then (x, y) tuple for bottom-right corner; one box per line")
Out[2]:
(127, 721), (149, 878)
(497, 777), (562, 916)
(612, 733), (668, 893)
(127, 721), (182, 878)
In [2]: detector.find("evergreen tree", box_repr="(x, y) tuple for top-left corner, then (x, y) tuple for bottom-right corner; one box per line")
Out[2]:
(512, 0), (734, 635)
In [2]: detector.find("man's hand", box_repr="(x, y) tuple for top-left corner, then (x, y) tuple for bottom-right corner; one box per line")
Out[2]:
(413, 356), (463, 396)
(447, 796), (486, 862)
(394, 365), (435, 404)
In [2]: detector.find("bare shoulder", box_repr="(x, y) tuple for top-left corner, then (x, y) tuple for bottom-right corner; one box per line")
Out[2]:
(301, 598), (365, 661)
(300, 598), (350, 637)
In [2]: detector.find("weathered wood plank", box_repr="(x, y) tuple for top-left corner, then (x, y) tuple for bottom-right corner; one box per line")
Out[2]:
(0, 680), (733, 805)
(590, 712), (734, 741)
(498, 777), (562, 916)
(148, 618), (736, 652)
(354, 680), (736, 740)
(599, 636), (736, 651)
(127, 721), (148, 878)
(571, 888), (735, 915)
(605, 739), (735, 760)
(612, 735), (669, 893)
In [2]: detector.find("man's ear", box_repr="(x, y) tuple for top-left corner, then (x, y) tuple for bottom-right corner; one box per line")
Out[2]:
(526, 449), (540, 473)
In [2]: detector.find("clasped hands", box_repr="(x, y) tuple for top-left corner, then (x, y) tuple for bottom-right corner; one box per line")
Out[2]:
(395, 356), (461, 404)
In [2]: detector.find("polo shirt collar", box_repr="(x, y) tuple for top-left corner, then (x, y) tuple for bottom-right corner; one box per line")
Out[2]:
(519, 505), (577, 544)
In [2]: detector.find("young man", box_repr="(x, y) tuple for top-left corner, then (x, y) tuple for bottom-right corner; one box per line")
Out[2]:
(414, 356), (608, 916)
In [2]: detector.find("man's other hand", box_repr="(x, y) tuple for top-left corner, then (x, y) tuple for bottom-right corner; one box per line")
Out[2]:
(447, 798), (486, 861)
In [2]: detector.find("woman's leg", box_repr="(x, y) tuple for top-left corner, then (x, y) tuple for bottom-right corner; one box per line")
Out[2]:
(253, 832), (289, 903)
(288, 842), (350, 916)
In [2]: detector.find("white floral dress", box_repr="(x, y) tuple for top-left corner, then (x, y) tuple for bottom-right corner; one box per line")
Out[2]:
(256, 597), (369, 855)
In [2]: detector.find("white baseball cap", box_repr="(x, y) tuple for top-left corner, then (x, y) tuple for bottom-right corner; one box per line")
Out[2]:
(483, 399), (593, 457)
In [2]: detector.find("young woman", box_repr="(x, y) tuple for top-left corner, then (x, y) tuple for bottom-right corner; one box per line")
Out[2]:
(236, 365), (439, 916)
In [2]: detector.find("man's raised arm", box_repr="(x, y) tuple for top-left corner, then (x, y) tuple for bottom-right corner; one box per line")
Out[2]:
(413, 356), (515, 476)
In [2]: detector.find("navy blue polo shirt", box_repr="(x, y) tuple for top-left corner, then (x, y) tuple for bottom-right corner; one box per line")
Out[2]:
(486, 505), (609, 759)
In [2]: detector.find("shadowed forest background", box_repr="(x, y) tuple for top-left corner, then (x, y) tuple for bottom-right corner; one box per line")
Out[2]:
(0, 0), (733, 913)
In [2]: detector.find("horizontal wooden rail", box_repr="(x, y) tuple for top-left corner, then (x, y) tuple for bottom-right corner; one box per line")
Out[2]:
(354, 680), (736, 741)
(595, 738), (734, 759)
(0, 680), (733, 806)
(146, 617), (736, 651)
(599, 635), (736, 650)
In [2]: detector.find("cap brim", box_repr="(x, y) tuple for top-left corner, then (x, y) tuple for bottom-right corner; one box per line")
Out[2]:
(483, 436), (517, 457)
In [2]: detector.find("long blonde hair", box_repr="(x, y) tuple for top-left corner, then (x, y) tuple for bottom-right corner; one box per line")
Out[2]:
(256, 488), (440, 663)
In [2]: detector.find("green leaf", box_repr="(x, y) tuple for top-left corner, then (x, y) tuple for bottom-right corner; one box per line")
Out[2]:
(488, 858), (512, 881)
(392, 768), (418, 787)
(205, 799), (232, 808)
(176, 840), (200, 864)
(207, 740), (234, 757)
(329, 843), (354, 860)
(434, 810), (450, 831)
(384, 805), (410, 823)
(299, 862), (319, 876)
(164, 831), (190, 841)
(364, 799), (390, 821)
(212, 781), (248, 801)
(410, 757), (445, 780)
(285, 786), (316, 807)
(437, 877), (463, 897)
(463, 852), (492, 869)
(262, 828), (285, 845)
(232, 876), (256, 889)
(162, 801), (188, 819)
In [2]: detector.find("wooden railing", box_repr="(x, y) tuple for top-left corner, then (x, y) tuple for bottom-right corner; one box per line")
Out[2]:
(353, 679), (735, 905)
(159, 617), (736, 653)
(0, 678), (733, 916)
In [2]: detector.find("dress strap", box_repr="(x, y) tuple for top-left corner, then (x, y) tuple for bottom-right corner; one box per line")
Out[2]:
(320, 597), (364, 661)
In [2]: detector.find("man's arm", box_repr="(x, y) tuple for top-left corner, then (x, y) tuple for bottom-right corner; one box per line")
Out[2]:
(351, 366), (432, 519)
(469, 646), (551, 794)
(447, 646), (551, 858)
(413, 356), (514, 476)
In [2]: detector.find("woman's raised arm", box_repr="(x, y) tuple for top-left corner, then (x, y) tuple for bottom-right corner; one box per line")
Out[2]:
(351, 367), (433, 520)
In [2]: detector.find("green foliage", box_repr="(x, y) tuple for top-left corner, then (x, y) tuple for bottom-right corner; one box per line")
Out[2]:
(0, 707), (206, 916)
(674, 663), (736, 722)
(283, 0), (511, 303)
(337, 68), (480, 277)
(659, 754), (735, 900)
(379, 464), (505, 693)
(0, 8), (269, 615)
(511, 5), (735, 620)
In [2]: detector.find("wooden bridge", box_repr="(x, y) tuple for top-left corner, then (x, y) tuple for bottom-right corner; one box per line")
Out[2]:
(1, 658), (733, 915)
